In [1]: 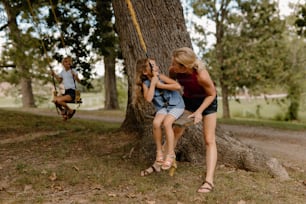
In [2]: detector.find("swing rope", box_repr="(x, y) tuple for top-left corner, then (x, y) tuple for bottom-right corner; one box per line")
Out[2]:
(124, 0), (153, 71)
(26, 0), (59, 113)
(49, 0), (67, 52)
(125, 0), (147, 54)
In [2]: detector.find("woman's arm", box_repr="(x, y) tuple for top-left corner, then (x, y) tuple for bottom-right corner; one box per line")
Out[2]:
(194, 69), (216, 115)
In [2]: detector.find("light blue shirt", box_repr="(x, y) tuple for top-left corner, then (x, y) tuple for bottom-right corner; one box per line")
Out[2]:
(143, 79), (185, 111)
(60, 69), (77, 90)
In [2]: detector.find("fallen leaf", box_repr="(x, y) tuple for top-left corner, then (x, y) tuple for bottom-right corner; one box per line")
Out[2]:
(54, 185), (63, 191)
(72, 165), (79, 171)
(24, 185), (32, 192)
(108, 193), (117, 197)
(49, 172), (57, 181)
(41, 170), (47, 175)
(237, 200), (246, 204)
(126, 193), (136, 198)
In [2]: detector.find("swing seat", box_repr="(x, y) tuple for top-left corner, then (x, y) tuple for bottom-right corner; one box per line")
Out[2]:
(67, 98), (82, 104)
(145, 111), (194, 127)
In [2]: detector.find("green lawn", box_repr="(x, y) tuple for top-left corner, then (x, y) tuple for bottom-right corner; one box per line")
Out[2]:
(1, 93), (306, 123)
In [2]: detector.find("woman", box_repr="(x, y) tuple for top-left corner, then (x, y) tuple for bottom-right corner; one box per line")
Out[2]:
(169, 47), (218, 193)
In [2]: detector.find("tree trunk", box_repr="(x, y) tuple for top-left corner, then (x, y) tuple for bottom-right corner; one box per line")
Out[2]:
(112, 0), (289, 180)
(220, 79), (230, 118)
(104, 55), (119, 109)
(20, 72), (35, 108)
(3, 0), (36, 108)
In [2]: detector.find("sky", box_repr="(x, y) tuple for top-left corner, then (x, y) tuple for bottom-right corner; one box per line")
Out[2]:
(0, 0), (304, 76)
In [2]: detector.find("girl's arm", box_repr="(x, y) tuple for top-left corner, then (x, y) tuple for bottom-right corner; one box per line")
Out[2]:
(142, 75), (159, 102)
(156, 73), (181, 91)
(51, 70), (63, 83)
(72, 70), (81, 83)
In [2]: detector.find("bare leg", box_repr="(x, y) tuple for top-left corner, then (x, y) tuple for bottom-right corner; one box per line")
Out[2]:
(152, 114), (166, 164)
(163, 126), (185, 156)
(198, 113), (217, 193)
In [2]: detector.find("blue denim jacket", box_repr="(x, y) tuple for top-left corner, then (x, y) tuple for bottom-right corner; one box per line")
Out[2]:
(144, 79), (185, 111)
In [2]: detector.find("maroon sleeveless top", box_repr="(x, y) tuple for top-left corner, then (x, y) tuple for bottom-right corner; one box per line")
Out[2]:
(175, 70), (207, 98)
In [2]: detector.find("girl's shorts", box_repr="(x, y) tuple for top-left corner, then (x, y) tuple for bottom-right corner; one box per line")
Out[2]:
(156, 107), (185, 119)
(64, 89), (76, 101)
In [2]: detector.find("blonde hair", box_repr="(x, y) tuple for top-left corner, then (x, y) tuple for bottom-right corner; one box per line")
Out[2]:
(172, 47), (205, 71)
(132, 58), (150, 105)
(62, 56), (72, 65)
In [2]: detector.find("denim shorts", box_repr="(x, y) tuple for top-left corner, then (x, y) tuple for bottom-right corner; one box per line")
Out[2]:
(183, 96), (218, 116)
(64, 89), (76, 101)
(156, 107), (185, 119)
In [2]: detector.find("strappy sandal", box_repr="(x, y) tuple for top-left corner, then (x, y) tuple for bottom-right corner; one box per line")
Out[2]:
(197, 180), (214, 193)
(155, 150), (164, 165)
(161, 154), (176, 170)
(140, 162), (161, 177)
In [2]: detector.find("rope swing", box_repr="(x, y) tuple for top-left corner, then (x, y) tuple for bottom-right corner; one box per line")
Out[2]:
(125, 0), (150, 55)
(125, 0), (153, 71)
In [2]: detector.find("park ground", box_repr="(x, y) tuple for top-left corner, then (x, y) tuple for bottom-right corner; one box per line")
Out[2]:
(0, 108), (305, 203)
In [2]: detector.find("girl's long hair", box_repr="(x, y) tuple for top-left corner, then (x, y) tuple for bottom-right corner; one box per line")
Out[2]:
(132, 58), (150, 105)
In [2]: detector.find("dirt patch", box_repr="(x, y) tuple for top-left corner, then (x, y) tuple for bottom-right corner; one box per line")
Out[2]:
(220, 124), (306, 171)
(0, 131), (63, 145)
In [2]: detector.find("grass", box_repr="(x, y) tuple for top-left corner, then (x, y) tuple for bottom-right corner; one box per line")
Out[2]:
(0, 108), (305, 203)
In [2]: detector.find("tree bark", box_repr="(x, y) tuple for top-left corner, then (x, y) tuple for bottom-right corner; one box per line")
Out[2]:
(3, 0), (36, 108)
(20, 71), (35, 108)
(112, 0), (289, 180)
(104, 55), (119, 109)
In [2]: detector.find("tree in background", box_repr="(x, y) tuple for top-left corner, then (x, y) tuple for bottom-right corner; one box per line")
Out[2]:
(90, 0), (120, 109)
(0, 0), (45, 107)
(1, 0), (122, 109)
(192, 0), (287, 118)
(283, 3), (306, 121)
(295, 4), (306, 37)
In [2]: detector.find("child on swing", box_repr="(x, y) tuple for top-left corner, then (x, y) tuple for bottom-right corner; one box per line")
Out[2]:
(51, 56), (80, 120)
(133, 58), (185, 176)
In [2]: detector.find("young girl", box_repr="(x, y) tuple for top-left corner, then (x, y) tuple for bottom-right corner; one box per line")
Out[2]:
(51, 56), (80, 120)
(133, 58), (185, 176)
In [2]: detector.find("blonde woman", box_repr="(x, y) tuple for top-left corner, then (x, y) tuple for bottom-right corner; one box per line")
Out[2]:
(169, 47), (218, 193)
(133, 58), (185, 176)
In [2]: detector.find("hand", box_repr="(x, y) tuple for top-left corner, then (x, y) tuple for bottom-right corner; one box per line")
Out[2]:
(151, 73), (159, 86)
(188, 112), (203, 124)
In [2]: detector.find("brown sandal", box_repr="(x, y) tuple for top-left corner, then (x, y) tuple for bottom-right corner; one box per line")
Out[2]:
(140, 162), (161, 176)
(197, 180), (214, 193)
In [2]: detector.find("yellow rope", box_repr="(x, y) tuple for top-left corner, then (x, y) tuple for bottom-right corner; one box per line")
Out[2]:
(125, 0), (147, 53)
